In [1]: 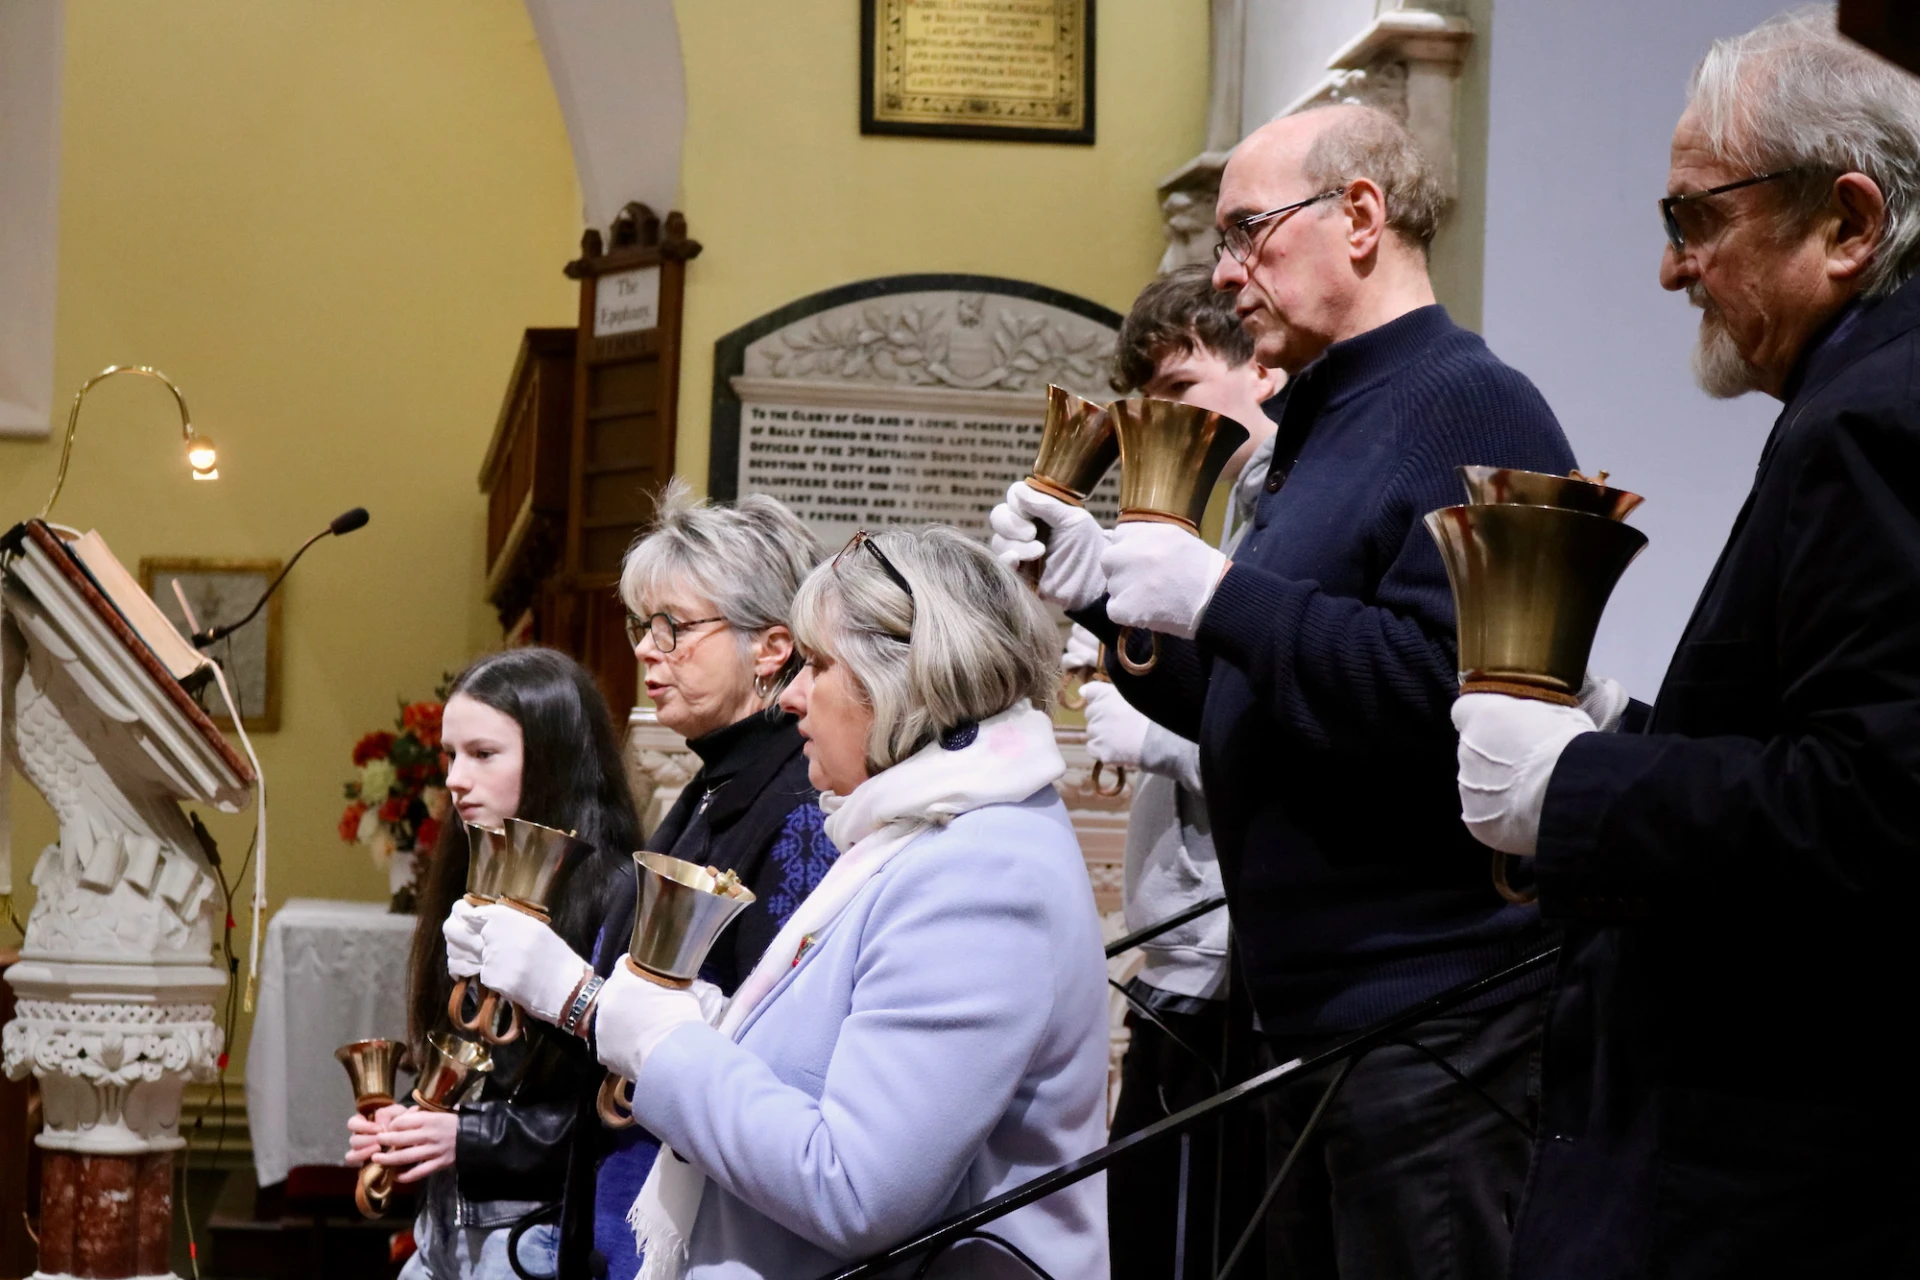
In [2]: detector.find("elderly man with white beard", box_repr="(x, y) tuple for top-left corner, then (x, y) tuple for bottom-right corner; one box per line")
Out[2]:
(1452, 11), (1920, 1276)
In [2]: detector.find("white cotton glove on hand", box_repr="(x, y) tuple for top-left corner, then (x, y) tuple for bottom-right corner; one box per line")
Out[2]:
(988, 481), (1111, 612)
(1453, 693), (1597, 856)
(1062, 623), (1102, 672)
(1100, 523), (1230, 640)
(592, 963), (709, 1082)
(442, 899), (484, 979)
(471, 904), (592, 1024)
(1081, 681), (1151, 770)
(1577, 673), (1630, 733)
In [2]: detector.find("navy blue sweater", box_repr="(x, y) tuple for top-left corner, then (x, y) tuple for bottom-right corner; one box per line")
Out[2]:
(1075, 305), (1577, 1034)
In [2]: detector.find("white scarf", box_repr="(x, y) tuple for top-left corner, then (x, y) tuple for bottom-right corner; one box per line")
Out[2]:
(630, 701), (1065, 1280)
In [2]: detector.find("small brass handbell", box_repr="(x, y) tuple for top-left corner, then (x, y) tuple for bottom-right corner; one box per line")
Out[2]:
(598, 854), (754, 1129)
(1021, 386), (1118, 586)
(449, 825), (514, 1042)
(413, 1032), (494, 1112)
(336, 1038), (405, 1219)
(1109, 397), (1250, 676)
(462, 819), (592, 1046)
(1457, 466), (1645, 521)
(1425, 502), (1648, 907)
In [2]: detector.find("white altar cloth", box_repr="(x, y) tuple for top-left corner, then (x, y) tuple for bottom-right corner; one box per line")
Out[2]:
(246, 898), (417, 1186)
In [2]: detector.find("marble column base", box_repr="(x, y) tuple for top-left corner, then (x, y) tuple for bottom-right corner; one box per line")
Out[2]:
(31, 1149), (175, 1280)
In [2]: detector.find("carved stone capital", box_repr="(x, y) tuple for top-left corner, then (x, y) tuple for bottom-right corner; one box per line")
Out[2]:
(3, 996), (219, 1153)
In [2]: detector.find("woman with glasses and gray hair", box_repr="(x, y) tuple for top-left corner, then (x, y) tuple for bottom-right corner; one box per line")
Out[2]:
(449, 479), (836, 1280)
(458, 524), (1111, 1278)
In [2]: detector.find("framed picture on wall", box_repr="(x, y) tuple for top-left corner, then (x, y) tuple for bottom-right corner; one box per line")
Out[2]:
(138, 557), (283, 733)
(861, 0), (1094, 145)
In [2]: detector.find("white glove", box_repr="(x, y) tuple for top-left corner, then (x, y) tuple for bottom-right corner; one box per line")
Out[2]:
(1081, 681), (1150, 769)
(442, 899), (484, 979)
(1453, 693), (1596, 856)
(1100, 523), (1230, 640)
(1578, 673), (1630, 733)
(471, 904), (592, 1024)
(1062, 623), (1101, 672)
(989, 482), (1110, 611)
(592, 963), (708, 1081)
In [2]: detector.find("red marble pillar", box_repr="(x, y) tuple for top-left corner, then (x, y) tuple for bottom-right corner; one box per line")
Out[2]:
(73, 1154), (139, 1278)
(39, 1150), (78, 1276)
(135, 1151), (173, 1276)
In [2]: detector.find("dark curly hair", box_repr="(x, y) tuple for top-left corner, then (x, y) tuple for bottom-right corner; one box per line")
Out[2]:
(1110, 264), (1256, 394)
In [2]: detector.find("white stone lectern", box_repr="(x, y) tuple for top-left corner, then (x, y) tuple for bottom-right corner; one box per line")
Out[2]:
(1, 519), (254, 1280)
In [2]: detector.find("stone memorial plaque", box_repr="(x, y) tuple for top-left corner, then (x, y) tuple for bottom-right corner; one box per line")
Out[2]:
(711, 275), (1122, 548)
(861, 0), (1094, 144)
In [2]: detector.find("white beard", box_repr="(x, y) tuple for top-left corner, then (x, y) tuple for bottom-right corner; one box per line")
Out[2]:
(1689, 283), (1764, 399)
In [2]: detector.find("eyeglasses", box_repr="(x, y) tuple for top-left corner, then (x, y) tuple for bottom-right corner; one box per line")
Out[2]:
(834, 530), (915, 600)
(1215, 188), (1346, 264)
(1659, 170), (1795, 255)
(625, 610), (727, 653)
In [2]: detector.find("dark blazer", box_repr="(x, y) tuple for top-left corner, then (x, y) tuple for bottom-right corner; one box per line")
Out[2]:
(1512, 277), (1920, 1278)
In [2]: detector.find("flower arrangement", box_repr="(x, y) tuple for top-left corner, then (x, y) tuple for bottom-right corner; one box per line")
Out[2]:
(340, 685), (451, 905)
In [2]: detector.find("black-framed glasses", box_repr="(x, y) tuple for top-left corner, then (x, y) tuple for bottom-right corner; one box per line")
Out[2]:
(833, 530), (915, 601)
(1659, 169), (1796, 255)
(1215, 188), (1346, 263)
(625, 610), (727, 653)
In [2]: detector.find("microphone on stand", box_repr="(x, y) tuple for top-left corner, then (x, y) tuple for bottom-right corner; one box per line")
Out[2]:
(192, 508), (369, 649)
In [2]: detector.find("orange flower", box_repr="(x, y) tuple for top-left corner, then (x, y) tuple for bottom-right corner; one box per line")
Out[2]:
(378, 796), (407, 824)
(402, 702), (444, 748)
(338, 802), (368, 843)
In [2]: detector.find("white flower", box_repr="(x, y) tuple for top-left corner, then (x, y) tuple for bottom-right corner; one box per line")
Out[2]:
(359, 759), (397, 800)
(356, 806), (382, 844)
(422, 786), (451, 822)
(368, 828), (397, 868)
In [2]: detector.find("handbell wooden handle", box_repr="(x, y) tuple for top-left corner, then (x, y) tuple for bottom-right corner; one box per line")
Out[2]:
(475, 989), (523, 1046)
(597, 1072), (636, 1129)
(1115, 627), (1159, 675)
(1090, 760), (1128, 798)
(355, 1162), (394, 1219)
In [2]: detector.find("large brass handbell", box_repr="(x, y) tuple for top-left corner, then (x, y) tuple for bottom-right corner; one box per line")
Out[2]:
(448, 824), (513, 1042)
(455, 818), (591, 1046)
(1425, 466), (1648, 903)
(336, 1038), (405, 1219)
(1022, 385), (1119, 586)
(598, 854), (754, 1129)
(1109, 397), (1249, 675)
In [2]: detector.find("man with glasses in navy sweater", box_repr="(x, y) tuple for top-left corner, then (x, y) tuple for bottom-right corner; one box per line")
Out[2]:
(993, 104), (1589, 1278)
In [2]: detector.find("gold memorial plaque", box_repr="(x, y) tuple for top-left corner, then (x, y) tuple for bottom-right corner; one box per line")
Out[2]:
(862, 0), (1094, 145)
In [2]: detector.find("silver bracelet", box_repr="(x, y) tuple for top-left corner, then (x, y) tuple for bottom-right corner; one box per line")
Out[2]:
(560, 974), (605, 1037)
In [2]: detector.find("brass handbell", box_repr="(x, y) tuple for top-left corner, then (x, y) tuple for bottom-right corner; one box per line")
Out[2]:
(1108, 396), (1250, 675)
(1021, 386), (1119, 586)
(336, 1038), (405, 1219)
(451, 818), (591, 1046)
(1426, 466), (1648, 903)
(448, 824), (514, 1043)
(412, 1032), (494, 1112)
(598, 854), (754, 1128)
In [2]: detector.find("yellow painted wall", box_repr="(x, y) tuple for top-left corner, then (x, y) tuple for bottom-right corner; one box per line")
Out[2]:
(1, 0), (582, 1073)
(669, 0), (1212, 487)
(2, 0), (1208, 1082)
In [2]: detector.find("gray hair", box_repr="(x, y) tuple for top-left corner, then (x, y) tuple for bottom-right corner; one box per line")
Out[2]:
(789, 526), (1057, 774)
(619, 478), (822, 679)
(1297, 104), (1450, 252)
(1690, 5), (1920, 296)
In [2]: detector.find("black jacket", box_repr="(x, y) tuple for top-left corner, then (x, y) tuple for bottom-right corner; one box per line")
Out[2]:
(1512, 279), (1920, 1278)
(1075, 307), (1575, 1033)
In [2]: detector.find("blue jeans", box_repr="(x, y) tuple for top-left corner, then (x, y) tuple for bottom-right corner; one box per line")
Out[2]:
(399, 1211), (558, 1280)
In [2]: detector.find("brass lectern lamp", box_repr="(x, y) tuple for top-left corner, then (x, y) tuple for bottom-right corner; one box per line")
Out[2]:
(1425, 467), (1648, 901)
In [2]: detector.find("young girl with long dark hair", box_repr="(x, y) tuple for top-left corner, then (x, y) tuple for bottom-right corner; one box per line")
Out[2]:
(346, 647), (640, 1279)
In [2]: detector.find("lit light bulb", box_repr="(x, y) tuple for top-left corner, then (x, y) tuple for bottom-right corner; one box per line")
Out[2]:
(187, 434), (219, 480)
